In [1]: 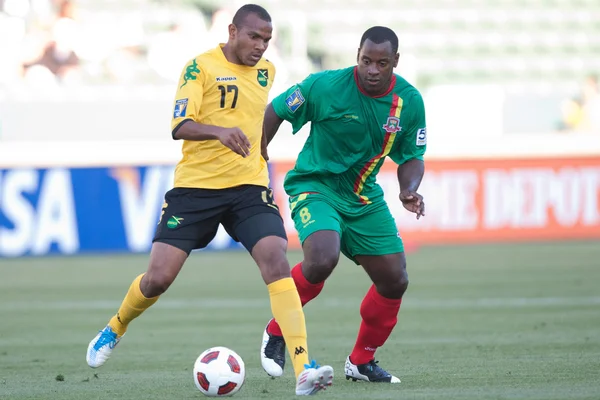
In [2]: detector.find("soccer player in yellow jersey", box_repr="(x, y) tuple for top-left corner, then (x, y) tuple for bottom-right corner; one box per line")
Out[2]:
(85, 4), (333, 395)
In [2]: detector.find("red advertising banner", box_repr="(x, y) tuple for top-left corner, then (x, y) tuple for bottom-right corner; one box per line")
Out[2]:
(270, 157), (600, 248)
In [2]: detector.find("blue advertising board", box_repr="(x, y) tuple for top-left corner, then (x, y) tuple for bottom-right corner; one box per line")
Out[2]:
(0, 166), (245, 257)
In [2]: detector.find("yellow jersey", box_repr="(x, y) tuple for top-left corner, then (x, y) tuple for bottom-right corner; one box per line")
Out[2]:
(170, 44), (275, 189)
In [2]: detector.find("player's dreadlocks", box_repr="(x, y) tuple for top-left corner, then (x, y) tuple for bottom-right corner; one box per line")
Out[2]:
(360, 26), (399, 53)
(232, 4), (272, 27)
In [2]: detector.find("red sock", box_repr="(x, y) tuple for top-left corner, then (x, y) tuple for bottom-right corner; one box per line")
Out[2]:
(350, 284), (402, 365)
(267, 262), (324, 336)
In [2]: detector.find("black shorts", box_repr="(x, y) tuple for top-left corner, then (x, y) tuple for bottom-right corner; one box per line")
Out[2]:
(153, 185), (287, 254)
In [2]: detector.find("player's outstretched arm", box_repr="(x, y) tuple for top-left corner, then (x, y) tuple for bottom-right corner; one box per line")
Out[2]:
(397, 159), (425, 219)
(174, 120), (251, 157)
(261, 103), (284, 160)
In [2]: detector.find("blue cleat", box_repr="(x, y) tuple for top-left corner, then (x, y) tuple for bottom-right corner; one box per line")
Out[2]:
(86, 325), (122, 368)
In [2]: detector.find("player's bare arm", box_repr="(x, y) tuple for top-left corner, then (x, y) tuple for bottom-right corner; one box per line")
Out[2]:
(397, 158), (425, 219)
(261, 103), (284, 160)
(174, 120), (251, 157)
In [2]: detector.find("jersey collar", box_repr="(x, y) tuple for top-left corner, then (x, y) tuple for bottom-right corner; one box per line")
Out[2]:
(353, 66), (396, 98)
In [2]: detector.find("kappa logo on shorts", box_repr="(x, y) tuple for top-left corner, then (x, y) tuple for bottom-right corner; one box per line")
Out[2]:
(167, 216), (184, 229)
(174, 99), (188, 118)
(416, 128), (427, 146)
(285, 88), (305, 113)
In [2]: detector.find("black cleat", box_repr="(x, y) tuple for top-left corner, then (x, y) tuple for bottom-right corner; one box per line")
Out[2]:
(344, 356), (401, 383)
(260, 319), (286, 377)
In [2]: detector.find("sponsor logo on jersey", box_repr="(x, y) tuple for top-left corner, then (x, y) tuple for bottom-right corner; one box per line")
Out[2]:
(285, 88), (305, 113)
(257, 69), (268, 87)
(173, 98), (188, 118)
(216, 76), (237, 82)
(416, 128), (427, 146)
(180, 59), (200, 88)
(382, 116), (402, 134)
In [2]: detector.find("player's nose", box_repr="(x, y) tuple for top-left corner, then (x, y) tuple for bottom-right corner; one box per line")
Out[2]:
(367, 65), (379, 76)
(254, 41), (267, 52)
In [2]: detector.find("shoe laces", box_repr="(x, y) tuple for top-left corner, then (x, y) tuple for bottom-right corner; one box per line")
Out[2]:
(365, 360), (388, 376)
(304, 359), (321, 370)
(96, 328), (117, 349)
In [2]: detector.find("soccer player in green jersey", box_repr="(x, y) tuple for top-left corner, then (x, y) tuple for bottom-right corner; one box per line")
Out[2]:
(259, 26), (426, 383)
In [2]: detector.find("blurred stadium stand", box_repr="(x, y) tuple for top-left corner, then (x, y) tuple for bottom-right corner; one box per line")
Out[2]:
(0, 0), (599, 148)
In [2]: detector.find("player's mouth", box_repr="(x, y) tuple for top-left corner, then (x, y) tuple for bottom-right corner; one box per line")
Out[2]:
(250, 53), (262, 62)
(365, 78), (380, 86)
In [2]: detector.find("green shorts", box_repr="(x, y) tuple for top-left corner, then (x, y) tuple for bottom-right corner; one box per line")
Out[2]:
(289, 192), (404, 264)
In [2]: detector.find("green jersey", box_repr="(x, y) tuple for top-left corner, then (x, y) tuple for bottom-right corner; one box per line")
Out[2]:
(272, 66), (426, 205)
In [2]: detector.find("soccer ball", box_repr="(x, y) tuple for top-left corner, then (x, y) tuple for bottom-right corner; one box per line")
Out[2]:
(193, 346), (245, 397)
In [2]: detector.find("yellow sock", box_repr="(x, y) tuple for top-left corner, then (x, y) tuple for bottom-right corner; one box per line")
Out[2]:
(268, 277), (309, 378)
(108, 274), (159, 337)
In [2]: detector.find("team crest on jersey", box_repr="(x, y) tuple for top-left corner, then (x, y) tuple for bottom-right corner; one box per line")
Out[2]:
(285, 88), (305, 113)
(257, 69), (268, 87)
(382, 116), (402, 134)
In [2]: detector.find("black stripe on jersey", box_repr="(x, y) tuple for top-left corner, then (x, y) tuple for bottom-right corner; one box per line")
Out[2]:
(172, 119), (192, 140)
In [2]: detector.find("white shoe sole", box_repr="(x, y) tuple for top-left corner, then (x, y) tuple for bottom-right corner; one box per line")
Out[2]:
(296, 365), (334, 395)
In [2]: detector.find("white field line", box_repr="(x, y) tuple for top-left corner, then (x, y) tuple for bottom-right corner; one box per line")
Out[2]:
(1, 296), (599, 311)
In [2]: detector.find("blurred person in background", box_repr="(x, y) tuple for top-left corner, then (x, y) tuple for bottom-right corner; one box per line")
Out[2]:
(260, 26), (426, 384)
(558, 97), (584, 132)
(21, 0), (80, 85)
(581, 74), (600, 132)
(85, 4), (333, 396)
(558, 74), (600, 133)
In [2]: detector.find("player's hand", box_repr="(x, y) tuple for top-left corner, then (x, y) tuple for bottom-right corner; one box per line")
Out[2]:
(260, 132), (269, 161)
(399, 190), (425, 219)
(218, 128), (251, 157)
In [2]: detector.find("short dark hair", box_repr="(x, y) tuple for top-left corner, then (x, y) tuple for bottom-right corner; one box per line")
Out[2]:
(232, 4), (271, 27)
(359, 26), (399, 54)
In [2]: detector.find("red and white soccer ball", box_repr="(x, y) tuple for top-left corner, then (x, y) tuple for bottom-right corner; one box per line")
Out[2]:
(193, 346), (246, 397)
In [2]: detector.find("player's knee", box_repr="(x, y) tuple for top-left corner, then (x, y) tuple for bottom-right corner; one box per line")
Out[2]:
(253, 237), (291, 284)
(303, 251), (339, 283)
(260, 255), (291, 284)
(141, 270), (175, 297)
(396, 273), (409, 295)
(377, 269), (409, 299)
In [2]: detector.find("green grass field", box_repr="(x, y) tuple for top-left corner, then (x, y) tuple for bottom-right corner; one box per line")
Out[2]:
(1, 242), (599, 400)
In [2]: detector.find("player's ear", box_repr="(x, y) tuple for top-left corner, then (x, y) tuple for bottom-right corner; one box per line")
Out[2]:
(393, 52), (399, 68)
(228, 23), (237, 40)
